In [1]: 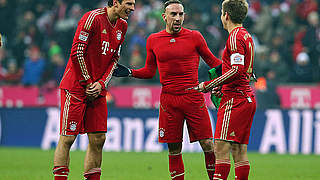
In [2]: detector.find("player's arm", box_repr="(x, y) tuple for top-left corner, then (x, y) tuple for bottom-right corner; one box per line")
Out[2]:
(70, 12), (96, 88)
(194, 31), (222, 68)
(196, 41), (246, 92)
(98, 22), (129, 89)
(131, 36), (158, 78)
(112, 36), (157, 79)
(98, 45), (123, 89)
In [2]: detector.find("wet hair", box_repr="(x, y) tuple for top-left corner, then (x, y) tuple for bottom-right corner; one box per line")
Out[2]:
(164, 0), (183, 12)
(108, 0), (124, 7)
(222, 0), (248, 24)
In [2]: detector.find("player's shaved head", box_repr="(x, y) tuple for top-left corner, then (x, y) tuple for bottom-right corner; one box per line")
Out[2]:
(222, 0), (248, 24)
(164, 0), (183, 12)
(108, 0), (124, 7)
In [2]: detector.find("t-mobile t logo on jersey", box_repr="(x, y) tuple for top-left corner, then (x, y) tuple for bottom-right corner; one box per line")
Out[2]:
(102, 41), (117, 55)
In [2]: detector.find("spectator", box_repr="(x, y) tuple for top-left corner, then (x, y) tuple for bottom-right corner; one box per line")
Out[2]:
(290, 51), (313, 83)
(255, 70), (281, 109)
(3, 60), (23, 85)
(21, 45), (46, 86)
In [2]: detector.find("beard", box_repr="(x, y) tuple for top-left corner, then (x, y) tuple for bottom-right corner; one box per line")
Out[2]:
(171, 24), (182, 33)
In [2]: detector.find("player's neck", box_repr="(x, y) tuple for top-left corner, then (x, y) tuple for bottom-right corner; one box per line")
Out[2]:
(227, 23), (242, 34)
(107, 7), (119, 25)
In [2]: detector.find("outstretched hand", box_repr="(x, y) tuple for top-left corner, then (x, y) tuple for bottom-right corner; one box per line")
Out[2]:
(186, 82), (209, 93)
(113, 63), (132, 77)
(211, 86), (223, 97)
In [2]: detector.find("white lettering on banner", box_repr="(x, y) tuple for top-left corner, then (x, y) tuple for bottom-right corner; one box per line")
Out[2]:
(132, 88), (152, 108)
(288, 110), (300, 154)
(290, 88), (311, 108)
(41, 108), (60, 149)
(123, 118), (144, 152)
(40, 108), (319, 153)
(104, 118), (121, 151)
(259, 110), (287, 154)
(315, 111), (320, 154)
(301, 110), (313, 154)
(145, 118), (163, 152)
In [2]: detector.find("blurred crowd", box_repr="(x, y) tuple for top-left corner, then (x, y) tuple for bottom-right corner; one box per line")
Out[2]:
(0, 0), (319, 108)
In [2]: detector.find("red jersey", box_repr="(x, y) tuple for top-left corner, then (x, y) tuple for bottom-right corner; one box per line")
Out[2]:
(132, 28), (221, 95)
(204, 27), (254, 96)
(60, 7), (127, 99)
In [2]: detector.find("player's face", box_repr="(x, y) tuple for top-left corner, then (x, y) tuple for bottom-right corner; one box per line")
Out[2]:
(163, 4), (184, 34)
(117, 0), (135, 20)
(220, 8), (227, 30)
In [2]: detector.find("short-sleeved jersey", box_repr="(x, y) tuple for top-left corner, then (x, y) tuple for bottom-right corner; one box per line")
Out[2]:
(132, 28), (221, 95)
(60, 7), (127, 99)
(204, 27), (254, 96)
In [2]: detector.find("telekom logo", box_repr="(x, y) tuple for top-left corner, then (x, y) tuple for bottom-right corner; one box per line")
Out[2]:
(132, 88), (152, 108)
(290, 88), (311, 109)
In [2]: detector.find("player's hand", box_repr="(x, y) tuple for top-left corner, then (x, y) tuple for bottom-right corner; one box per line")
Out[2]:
(186, 82), (208, 93)
(113, 63), (132, 77)
(211, 86), (223, 97)
(85, 82), (102, 99)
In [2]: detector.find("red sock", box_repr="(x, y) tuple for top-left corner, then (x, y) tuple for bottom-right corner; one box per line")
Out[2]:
(235, 161), (250, 180)
(204, 151), (216, 180)
(53, 166), (69, 180)
(213, 159), (231, 180)
(84, 168), (101, 180)
(169, 154), (184, 180)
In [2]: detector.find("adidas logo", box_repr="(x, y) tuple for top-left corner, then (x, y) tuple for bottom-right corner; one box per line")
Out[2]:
(230, 131), (235, 136)
(102, 29), (107, 34)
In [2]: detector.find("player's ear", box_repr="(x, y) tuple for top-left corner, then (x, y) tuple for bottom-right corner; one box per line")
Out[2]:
(162, 13), (167, 22)
(225, 11), (229, 21)
(113, 0), (118, 7)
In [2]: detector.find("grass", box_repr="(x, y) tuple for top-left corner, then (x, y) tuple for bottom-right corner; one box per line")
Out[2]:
(0, 147), (319, 179)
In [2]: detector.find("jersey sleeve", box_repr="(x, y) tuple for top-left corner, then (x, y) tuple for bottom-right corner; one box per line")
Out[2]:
(70, 11), (97, 87)
(193, 31), (221, 68)
(131, 36), (157, 79)
(203, 35), (246, 90)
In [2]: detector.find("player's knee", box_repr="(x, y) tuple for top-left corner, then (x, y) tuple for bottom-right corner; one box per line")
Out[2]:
(88, 133), (106, 147)
(168, 143), (182, 154)
(214, 140), (230, 158)
(199, 139), (214, 152)
(60, 135), (76, 147)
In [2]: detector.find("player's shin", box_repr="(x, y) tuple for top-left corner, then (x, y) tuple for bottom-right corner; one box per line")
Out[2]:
(213, 159), (231, 180)
(234, 161), (250, 180)
(169, 153), (185, 180)
(204, 151), (216, 180)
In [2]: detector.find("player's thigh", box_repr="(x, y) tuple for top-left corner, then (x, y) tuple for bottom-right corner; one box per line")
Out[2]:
(84, 96), (108, 133)
(158, 93), (184, 143)
(215, 95), (256, 144)
(60, 89), (86, 136)
(184, 93), (213, 143)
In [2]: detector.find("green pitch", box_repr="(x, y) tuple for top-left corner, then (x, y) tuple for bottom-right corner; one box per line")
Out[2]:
(0, 147), (319, 180)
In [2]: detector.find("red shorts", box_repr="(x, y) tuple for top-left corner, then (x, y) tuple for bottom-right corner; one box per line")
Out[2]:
(158, 92), (213, 143)
(60, 89), (108, 136)
(215, 94), (256, 144)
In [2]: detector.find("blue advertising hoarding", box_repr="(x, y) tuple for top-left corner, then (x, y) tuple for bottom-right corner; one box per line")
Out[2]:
(0, 108), (319, 154)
